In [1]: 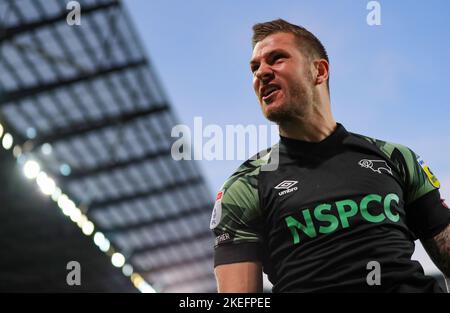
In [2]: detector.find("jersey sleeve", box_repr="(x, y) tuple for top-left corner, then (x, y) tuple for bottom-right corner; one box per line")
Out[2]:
(394, 144), (450, 239)
(210, 164), (264, 267)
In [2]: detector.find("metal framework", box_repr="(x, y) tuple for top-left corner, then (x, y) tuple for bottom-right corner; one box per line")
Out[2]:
(0, 0), (215, 292)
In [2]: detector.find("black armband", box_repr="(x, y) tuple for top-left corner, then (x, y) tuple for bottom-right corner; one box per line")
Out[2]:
(406, 189), (450, 239)
(214, 242), (262, 267)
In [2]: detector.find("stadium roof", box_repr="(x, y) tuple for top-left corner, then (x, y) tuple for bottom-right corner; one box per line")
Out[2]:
(0, 0), (215, 292)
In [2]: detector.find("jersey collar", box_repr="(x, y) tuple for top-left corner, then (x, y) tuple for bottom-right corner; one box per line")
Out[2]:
(279, 123), (349, 156)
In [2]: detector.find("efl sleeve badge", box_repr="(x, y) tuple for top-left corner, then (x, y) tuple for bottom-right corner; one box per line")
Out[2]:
(417, 156), (441, 188)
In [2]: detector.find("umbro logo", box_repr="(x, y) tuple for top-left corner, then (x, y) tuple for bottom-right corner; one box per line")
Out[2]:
(358, 159), (392, 175)
(275, 180), (299, 196)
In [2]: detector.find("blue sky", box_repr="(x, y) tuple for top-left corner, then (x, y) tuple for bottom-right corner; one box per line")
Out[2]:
(125, 0), (450, 274)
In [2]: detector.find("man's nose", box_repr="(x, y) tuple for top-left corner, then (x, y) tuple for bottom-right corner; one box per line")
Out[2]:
(255, 63), (274, 84)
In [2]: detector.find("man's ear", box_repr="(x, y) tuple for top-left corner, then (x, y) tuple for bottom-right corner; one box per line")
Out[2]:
(313, 59), (329, 86)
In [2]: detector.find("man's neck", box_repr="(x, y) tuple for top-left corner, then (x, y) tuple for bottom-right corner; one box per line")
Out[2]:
(278, 110), (337, 143)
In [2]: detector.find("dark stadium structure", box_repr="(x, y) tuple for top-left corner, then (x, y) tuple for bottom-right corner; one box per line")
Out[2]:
(0, 0), (215, 292)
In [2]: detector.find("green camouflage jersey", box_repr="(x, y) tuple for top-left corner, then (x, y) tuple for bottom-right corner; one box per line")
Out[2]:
(211, 123), (450, 292)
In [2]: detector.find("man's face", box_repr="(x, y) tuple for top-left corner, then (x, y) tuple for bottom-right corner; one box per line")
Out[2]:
(250, 32), (315, 123)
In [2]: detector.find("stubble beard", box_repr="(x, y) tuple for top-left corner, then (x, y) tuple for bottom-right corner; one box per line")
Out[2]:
(264, 81), (313, 126)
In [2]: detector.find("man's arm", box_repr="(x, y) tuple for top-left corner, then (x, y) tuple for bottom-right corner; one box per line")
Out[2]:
(214, 261), (263, 293)
(421, 223), (450, 291)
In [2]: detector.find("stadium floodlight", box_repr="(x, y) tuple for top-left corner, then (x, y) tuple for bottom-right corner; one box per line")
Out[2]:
(99, 237), (110, 252)
(23, 160), (41, 179)
(76, 214), (88, 228)
(2, 133), (13, 150)
(131, 273), (144, 287)
(93, 231), (111, 252)
(26, 127), (36, 139)
(93, 232), (106, 247)
(69, 208), (82, 223)
(137, 280), (156, 293)
(0, 123), (153, 293)
(122, 264), (133, 277)
(0, 129), (155, 293)
(81, 220), (94, 235)
(17, 154), (26, 165)
(36, 172), (56, 195)
(57, 194), (76, 216)
(41, 143), (53, 155)
(12, 146), (22, 158)
(51, 187), (62, 202)
(112, 253), (126, 268)
(130, 273), (156, 293)
(59, 164), (71, 176)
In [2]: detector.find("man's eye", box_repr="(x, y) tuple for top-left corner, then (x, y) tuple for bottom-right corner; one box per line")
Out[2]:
(251, 66), (259, 73)
(273, 54), (285, 62)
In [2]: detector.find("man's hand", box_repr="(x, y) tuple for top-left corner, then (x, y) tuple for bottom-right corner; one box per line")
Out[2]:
(214, 261), (263, 293)
(421, 223), (450, 291)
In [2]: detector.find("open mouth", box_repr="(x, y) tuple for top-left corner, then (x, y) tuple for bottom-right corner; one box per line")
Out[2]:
(261, 85), (281, 103)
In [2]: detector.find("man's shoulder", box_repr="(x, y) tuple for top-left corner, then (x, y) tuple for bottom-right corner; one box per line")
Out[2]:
(220, 145), (276, 191)
(347, 131), (414, 160)
(213, 147), (276, 216)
